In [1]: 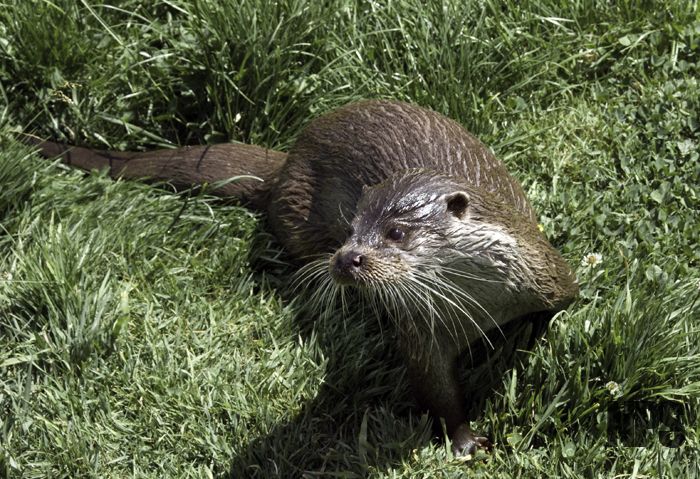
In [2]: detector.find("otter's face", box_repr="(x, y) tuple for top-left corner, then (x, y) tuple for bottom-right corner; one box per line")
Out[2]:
(316, 170), (576, 337)
(329, 170), (471, 286)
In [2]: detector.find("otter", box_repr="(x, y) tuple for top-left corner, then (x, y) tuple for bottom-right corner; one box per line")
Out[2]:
(25, 100), (578, 456)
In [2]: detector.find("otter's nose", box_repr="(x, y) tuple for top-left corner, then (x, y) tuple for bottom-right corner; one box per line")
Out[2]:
(336, 250), (363, 270)
(331, 249), (364, 282)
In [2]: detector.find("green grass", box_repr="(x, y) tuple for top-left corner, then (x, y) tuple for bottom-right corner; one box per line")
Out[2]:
(1, 0), (699, 477)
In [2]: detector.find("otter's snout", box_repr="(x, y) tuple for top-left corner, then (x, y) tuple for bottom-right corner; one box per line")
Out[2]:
(330, 249), (364, 284)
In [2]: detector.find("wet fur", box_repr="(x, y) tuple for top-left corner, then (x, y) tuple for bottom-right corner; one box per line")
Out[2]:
(28, 99), (577, 455)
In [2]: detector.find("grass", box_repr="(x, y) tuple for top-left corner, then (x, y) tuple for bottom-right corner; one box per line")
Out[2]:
(1, 0), (699, 477)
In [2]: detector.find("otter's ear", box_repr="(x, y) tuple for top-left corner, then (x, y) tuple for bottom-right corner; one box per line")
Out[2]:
(445, 191), (469, 219)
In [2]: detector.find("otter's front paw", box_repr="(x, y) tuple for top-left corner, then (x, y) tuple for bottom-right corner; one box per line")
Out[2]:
(451, 423), (493, 457)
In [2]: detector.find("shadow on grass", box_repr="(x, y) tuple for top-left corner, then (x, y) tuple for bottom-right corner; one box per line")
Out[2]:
(227, 228), (554, 476)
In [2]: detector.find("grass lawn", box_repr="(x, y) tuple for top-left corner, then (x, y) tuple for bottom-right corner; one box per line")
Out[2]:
(1, 1), (699, 477)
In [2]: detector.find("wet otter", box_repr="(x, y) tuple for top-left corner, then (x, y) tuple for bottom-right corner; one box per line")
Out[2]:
(26, 99), (578, 455)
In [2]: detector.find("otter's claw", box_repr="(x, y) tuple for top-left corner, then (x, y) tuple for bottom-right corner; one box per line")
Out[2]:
(451, 423), (493, 457)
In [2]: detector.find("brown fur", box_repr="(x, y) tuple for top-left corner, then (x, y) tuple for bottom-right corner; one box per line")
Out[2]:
(22, 135), (286, 210)
(27, 99), (577, 455)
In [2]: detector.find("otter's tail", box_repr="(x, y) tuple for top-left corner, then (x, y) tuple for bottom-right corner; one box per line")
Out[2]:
(22, 134), (287, 210)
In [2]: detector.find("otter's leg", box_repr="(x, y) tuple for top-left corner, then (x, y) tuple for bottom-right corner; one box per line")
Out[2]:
(405, 348), (492, 456)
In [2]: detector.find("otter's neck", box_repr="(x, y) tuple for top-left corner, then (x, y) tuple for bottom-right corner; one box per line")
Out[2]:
(445, 218), (578, 328)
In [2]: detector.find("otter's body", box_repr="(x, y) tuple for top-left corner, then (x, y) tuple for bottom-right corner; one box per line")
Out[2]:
(267, 101), (534, 259)
(28, 99), (577, 455)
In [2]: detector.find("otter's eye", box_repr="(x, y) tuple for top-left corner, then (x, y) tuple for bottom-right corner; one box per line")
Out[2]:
(386, 227), (405, 242)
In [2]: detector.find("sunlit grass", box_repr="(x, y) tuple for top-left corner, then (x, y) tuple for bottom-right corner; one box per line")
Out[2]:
(1, 1), (698, 477)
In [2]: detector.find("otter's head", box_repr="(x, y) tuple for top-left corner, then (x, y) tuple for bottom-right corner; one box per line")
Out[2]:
(328, 169), (577, 321)
(330, 169), (471, 285)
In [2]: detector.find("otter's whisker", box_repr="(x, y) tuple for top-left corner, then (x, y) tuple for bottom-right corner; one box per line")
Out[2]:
(292, 256), (332, 292)
(411, 270), (494, 350)
(400, 272), (463, 348)
(432, 269), (504, 340)
(440, 265), (508, 285)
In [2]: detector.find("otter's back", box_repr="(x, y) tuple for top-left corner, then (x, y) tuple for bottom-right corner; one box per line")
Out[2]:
(268, 100), (534, 259)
